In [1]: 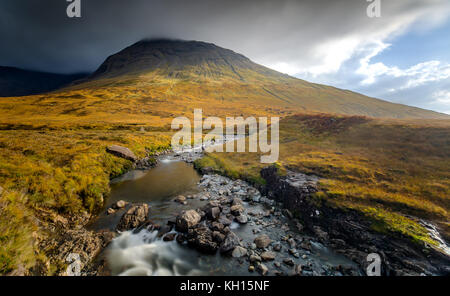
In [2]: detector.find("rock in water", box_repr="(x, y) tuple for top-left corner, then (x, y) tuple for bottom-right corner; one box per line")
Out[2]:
(187, 226), (218, 254)
(258, 263), (269, 276)
(113, 200), (127, 209)
(235, 215), (248, 224)
(116, 204), (149, 231)
(220, 231), (241, 253)
(176, 210), (201, 232)
(254, 234), (272, 248)
(207, 207), (221, 220)
(106, 145), (137, 162)
(261, 251), (276, 261)
(232, 246), (247, 258)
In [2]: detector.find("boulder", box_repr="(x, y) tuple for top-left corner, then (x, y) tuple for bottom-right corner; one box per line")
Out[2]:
(187, 226), (218, 254)
(232, 246), (247, 258)
(230, 204), (244, 216)
(254, 234), (272, 248)
(219, 231), (240, 253)
(176, 210), (201, 232)
(212, 231), (225, 243)
(235, 215), (248, 224)
(163, 233), (176, 242)
(116, 204), (149, 231)
(106, 145), (137, 162)
(207, 207), (221, 220)
(261, 251), (276, 261)
(113, 200), (127, 209)
(257, 263), (269, 276)
(218, 216), (232, 226)
(174, 195), (187, 204)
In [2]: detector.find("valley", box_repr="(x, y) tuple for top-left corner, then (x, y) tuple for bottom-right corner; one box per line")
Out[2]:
(0, 39), (449, 276)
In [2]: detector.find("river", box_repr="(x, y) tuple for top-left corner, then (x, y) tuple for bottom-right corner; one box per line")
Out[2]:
(89, 157), (361, 276)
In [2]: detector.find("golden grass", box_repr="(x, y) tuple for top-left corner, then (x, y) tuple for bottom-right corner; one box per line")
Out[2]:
(195, 114), (450, 246)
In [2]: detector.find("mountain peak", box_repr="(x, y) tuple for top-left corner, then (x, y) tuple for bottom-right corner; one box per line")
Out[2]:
(91, 38), (282, 80)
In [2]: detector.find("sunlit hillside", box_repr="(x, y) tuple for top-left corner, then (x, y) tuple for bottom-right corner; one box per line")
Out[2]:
(0, 39), (449, 274)
(195, 114), (450, 246)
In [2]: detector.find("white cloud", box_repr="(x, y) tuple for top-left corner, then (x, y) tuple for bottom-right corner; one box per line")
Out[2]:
(433, 90), (450, 104)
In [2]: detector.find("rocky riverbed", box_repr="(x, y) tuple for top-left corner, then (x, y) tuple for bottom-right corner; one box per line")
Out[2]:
(83, 141), (450, 276)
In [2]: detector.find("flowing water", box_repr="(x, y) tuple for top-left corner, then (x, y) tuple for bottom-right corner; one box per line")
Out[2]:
(90, 158), (360, 276)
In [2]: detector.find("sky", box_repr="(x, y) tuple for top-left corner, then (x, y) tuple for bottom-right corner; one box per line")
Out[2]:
(0, 0), (449, 114)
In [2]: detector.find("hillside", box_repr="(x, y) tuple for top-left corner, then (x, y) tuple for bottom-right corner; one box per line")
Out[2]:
(0, 66), (87, 97)
(0, 39), (447, 129)
(195, 114), (450, 248)
(0, 39), (449, 275)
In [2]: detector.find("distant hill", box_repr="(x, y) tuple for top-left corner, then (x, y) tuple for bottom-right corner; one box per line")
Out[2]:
(75, 39), (448, 120)
(0, 66), (87, 97)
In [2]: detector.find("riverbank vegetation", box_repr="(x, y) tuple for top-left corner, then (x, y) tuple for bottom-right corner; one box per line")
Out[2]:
(0, 126), (171, 274)
(195, 114), (450, 247)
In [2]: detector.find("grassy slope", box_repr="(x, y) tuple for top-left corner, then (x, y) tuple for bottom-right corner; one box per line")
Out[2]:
(0, 64), (449, 272)
(0, 127), (171, 274)
(195, 114), (450, 246)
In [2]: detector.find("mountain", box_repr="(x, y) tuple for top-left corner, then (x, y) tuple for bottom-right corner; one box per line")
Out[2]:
(0, 66), (87, 97)
(71, 39), (448, 120)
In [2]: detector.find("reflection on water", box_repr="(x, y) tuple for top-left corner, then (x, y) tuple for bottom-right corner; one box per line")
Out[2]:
(110, 160), (201, 204)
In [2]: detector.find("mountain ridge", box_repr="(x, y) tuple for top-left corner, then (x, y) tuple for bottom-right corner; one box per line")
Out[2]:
(73, 38), (448, 120)
(0, 66), (87, 97)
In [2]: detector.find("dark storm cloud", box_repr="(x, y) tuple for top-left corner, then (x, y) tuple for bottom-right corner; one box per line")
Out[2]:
(0, 0), (443, 74)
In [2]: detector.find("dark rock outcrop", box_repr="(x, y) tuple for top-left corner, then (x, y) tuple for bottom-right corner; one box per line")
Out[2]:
(116, 204), (149, 231)
(176, 210), (201, 232)
(260, 165), (450, 276)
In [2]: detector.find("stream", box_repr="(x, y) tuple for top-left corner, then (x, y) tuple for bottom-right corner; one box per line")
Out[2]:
(89, 156), (361, 276)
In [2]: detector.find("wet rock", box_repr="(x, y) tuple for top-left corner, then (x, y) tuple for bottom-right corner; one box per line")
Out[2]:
(176, 210), (201, 232)
(211, 222), (224, 232)
(249, 254), (262, 263)
(273, 242), (282, 252)
(294, 264), (303, 276)
(248, 265), (255, 272)
(254, 234), (272, 248)
(232, 246), (248, 258)
(218, 216), (232, 226)
(174, 195), (186, 203)
(283, 258), (295, 266)
(235, 215), (248, 224)
(296, 222), (304, 232)
(300, 240), (312, 251)
(113, 200), (128, 209)
(106, 208), (116, 215)
(289, 249), (299, 258)
(106, 145), (137, 162)
(283, 209), (293, 219)
(219, 231), (240, 253)
(313, 226), (329, 242)
(231, 197), (243, 206)
(116, 204), (149, 231)
(274, 262), (281, 268)
(257, 263), (269, 276)
(212, 231), (225, 243)
(207, 207), (221, 220)
(163, 233), (176, 242)
(261, 251), (276, 261)
(176, 233), (187, 244)
(288, 238), (297, 248)
(230, 204), (244, 216)
(188, 226), (218, 254)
